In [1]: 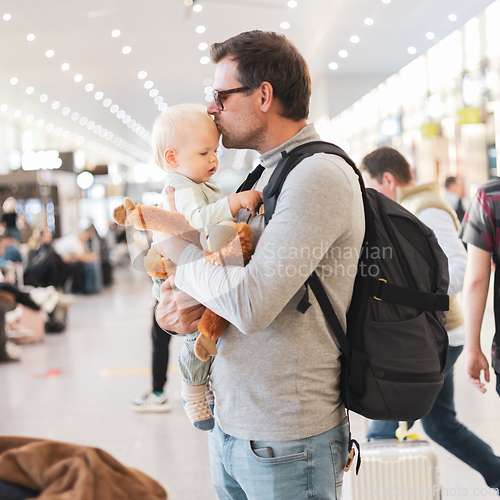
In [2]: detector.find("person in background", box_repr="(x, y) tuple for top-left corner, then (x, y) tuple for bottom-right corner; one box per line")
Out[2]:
(0, 235), (22, 267)
(1, 197), (20, 242)
(460, 178), (500, 398)
(361, 146), (500, 492)
(443, 176), (468, 223)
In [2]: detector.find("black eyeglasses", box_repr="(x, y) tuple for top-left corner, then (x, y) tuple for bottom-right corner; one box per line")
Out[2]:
(211, 86), (251, 111)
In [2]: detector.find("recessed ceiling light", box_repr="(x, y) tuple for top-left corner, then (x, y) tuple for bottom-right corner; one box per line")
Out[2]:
(448, 14), (457, 21)
(204, 86), (213, 94)
(95, 91), (103, 100)
(111, 29), (121, 37)
(76, 137), (84, 146)
(46, 49), (54, 58)
(63, 130), (71, 140)
(338, 50), (348, 58)
(36, 119), (44, 127)
(51, 101), (60, 109)
(46, 124), (54, 132)
(85, 83), (94, 92)
(364, 18), (374, 26)
(407, 46), (417, 55)
(87, 121), (95, 130)
(71, 112), (79, 121)
(79, 117), (88, 126)
(116, 110), (125, 119)
(350, 35), (360, 44)
(123, 115), (131, 124)
(74, 74), (83, 82)
(382, 0), (391, 3)
(61, 63), (70, 71)
(27, 34), (35, 41)
(144, 80), (154, 89)
(200, 56), (210, 65)
(110, 105), (119, 113)
(196, 25), (206, 34)
(138, 71), (147, 79)
(103, 98), (112, 107)
(10, 77), (18, 85)
(13, 110), (22, 118)
(203, 77), (213, 86)
(154, 96), (163, 105)
(26, 115), (34, 123)
(149, 89), (159, 97)
(193, 4), (203, 12)
(287, 1), (298, 7)
(3, 14), (11, 21)
(280, 22), (290, 30)
(328, 62), (339, 70)
(26, 86), (34, 94)
(122, 46), (131, 54)
(198, 42), (208, 51)
(40, 94), (48, 102)
(0, 104), (8, 112)
(426, 32), (435, 40)
(62, 107), (70, 115)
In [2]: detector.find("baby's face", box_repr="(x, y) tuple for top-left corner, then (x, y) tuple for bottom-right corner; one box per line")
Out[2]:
(174, 123), (220, 184)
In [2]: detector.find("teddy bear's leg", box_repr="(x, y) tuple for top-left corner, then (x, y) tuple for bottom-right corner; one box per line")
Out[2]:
(198, 309), (229, 342)
(194, 334), (218, 362)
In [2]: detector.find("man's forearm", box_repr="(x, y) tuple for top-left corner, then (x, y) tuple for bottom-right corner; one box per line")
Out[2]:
(463, 275), (489, 352)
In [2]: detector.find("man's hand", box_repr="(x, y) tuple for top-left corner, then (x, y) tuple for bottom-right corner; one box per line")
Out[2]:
(155, 276), (206, 335)
(465, 349), (490, 393)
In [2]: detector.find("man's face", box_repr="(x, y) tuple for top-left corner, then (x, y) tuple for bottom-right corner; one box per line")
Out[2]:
(207, 57), (266, 152)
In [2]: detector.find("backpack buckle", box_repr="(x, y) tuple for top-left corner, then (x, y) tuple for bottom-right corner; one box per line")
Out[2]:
(373, 278), (387, 301)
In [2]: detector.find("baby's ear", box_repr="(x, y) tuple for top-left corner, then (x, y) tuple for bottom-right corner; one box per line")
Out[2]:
(164, 149), (178, 169)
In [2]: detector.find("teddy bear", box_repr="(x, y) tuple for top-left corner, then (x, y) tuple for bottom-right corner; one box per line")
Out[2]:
(113, 197), (254, 361)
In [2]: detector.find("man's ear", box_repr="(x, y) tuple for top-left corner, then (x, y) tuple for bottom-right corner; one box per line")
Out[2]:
(259, 82), (274, 112)
(164, 149), (178, 169)
(382, 171), (398, 191)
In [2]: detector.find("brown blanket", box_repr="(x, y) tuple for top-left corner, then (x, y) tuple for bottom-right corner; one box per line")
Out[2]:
(0, 436), (168, 499)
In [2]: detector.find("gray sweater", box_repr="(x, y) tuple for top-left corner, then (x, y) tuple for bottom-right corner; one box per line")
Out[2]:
(176, 124), (364, 441)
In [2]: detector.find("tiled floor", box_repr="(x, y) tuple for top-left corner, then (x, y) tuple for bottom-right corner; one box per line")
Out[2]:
(1, 266), (500, 499)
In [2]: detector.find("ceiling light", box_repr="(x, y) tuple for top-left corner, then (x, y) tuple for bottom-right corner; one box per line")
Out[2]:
(94, 125), (102, 134)
(76, 137), (84, 146)
(74, 74), (83, 82)
(328, 62), (339, 70)
(111, 29), (121, 37)
(105, 131), (113, 141)
(95, 91), (103, 100)
(200, 56), (210, 65)
(116, 110), (125, 119)
(198, 42), (208, 51)
(62, 107), (70, 115)
(149, 89), (159, 97)
(426, 32), (435, 40)
(110, 105), (119, 113)
(154, 96), (163, 105)
(0, 104), (7, 112)
(338, 50), (348, 58)
(280, 22), (290, 30)
(204, 86), (213, 94)
(10, 77), (18, 85)
(203, 77), (213, 86)
(26, 115), (34, 123)
(3, 14), (11, 21)
(36, 119), (44, 127)
(26, 86), (34, 94)
(205, 94), (212, 103)
(79, 117), (88, 125)
(103, 98), (112, 107)
(159, 103), (168, 111)
(46, 49), (54, 58)
(382, 0), (391, 3)
(364, 18), (374, 26)
(123, 115), (131, 124)
(449, 14), (457, 21)
(288, 1), (298, 7)
(407, 46), (417, 54)
(61, 63), (70, 71)
(144, 80), (154, 89)
(87, 121), (95, 130)
(193, 4), (203, 12)
(71, 112), (79, 121)
(85, 83), (94, 92)
(51, 101), (60, 109)
(196, 25), (206, 34)
(63, 130), (71, 140)
(138, 71), (147, 79)
(77, 171), (94, 190)
(40, 94), (48, 102)
(13, 110), (22, 118)
(27, 34), (35, 41)
(350, 35), (360, 43)
(54, 127), (63, 136)
(46, 123), (54, 132)
(122, 46), (132, 54)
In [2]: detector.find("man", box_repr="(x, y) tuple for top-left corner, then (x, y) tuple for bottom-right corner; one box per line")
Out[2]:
(460, 179), (500, 398)
(361, 146), (500, 491)
(443, 176), (468, 222)
(155, 30), (364, 499)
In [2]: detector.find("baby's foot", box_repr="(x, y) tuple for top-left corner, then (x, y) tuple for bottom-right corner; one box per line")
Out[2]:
(181, 382), (214, 431)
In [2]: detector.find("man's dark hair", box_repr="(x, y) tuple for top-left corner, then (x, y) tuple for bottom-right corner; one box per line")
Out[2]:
(361, 146), (413, 185)
(210, 30), (311, 121)
(444, 176), (457, 189)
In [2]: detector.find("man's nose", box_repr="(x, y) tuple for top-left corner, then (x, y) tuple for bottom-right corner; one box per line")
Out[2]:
(207, 100), (219, 115)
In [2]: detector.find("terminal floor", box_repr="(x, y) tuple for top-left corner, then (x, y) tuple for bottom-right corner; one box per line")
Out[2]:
(1, 266), (499, 499)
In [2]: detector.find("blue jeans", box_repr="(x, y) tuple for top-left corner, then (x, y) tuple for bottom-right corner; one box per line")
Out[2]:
(368, 345), (500, 489)
(208, 417), (349, 500)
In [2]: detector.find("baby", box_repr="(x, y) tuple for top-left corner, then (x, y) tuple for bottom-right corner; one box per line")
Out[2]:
(151, 103), (262, 430)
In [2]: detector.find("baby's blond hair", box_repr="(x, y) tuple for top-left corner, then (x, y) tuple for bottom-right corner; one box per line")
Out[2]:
(152, 104), (218, 171)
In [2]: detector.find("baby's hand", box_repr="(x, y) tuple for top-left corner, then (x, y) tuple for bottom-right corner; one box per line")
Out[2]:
(236, 190), (263, 217)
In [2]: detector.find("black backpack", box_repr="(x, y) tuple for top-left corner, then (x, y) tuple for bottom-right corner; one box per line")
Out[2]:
(238, 141), (450, 423)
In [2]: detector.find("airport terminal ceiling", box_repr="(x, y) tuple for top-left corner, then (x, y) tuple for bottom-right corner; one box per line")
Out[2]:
(0, 0), (495, 167)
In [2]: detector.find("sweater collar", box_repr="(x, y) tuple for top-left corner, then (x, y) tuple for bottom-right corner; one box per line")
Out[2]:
(397, 181), (438, 204)
(259, 123), (319, 169)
